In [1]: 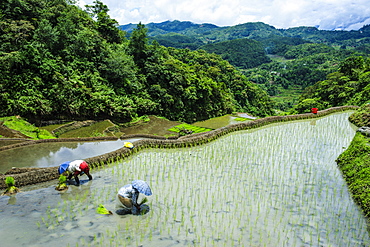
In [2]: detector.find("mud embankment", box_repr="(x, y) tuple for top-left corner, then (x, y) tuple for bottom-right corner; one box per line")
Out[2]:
(0, 106), (358, 189)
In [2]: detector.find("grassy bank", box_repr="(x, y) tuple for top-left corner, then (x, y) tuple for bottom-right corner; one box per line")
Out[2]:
(336, 132), (370, 217)
(0, 116), (55, 139)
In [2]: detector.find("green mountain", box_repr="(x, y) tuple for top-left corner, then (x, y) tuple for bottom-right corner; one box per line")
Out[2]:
(120, 20), (370, 49)
(121, 21), (369, 113)
(120, 20), (220, 36)
(120, 21), (370, 74)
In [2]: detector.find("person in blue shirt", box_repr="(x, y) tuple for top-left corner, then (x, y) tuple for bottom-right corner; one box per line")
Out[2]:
(115, 184), (141, 215)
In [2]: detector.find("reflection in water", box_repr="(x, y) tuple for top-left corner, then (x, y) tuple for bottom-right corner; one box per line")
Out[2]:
(116, 204), (150, 215)
(7, 195), (16, 205)
(0, 139), (138, 173)
(237, 113), (257, 119)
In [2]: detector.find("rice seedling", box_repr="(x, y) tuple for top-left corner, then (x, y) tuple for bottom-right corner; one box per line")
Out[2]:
(2, 176), (20, 195)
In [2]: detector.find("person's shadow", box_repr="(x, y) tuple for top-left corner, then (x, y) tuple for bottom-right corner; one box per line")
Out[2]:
(66, 179), (91, 186)
(135, 204), (150, 215)
(116, 204), (150, 215)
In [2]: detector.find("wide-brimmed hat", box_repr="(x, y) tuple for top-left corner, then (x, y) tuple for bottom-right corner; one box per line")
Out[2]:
(132, 180), (152, 196)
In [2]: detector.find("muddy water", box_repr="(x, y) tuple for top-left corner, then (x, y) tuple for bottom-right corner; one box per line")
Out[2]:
(0, 139), (139, 174)
(0, 112), (369, 246)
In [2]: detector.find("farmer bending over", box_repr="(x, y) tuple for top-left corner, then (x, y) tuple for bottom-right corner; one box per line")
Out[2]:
(58, 160), (92, 185)
(116, 180), (152, 215)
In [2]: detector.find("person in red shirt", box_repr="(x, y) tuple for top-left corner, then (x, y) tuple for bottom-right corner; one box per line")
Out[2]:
(58, 160), (92, 185)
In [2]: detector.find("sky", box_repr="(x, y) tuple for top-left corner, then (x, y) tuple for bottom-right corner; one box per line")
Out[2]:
(77, 0), (370, 31)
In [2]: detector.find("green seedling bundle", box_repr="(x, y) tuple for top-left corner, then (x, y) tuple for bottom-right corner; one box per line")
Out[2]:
(2, 176), (20, 195)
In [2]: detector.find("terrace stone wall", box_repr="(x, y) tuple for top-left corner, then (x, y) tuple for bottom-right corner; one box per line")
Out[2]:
(0, 106), (359, 189)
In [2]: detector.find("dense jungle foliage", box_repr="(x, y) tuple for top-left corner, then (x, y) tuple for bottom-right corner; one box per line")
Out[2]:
(0, 0), (274, 124)
(199, 39), (271, 69)
(291, 56), (370, 113)
(349, 104), (370, 127)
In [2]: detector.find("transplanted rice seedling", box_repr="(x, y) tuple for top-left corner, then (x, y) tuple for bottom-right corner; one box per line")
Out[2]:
(2, 176), (20, 195)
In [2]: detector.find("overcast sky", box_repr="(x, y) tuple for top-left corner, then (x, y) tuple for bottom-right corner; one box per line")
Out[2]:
(77, 0), (370, 30)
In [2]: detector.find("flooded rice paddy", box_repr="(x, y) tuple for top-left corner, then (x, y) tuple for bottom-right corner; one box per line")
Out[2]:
(0, 112), (369, 246)
(0, 139), (139, 174)
(192, 114), (254, 130)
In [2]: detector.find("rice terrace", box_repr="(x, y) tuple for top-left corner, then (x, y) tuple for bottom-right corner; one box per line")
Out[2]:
(1, 108), (369, 246)
(2, 0), (370, 245)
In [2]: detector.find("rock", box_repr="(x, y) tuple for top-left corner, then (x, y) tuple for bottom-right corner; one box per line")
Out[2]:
(357, 126), (370, 137)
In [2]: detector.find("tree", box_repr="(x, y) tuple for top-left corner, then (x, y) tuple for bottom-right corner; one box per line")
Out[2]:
(291, 98), (325, 114)
(339, 56), (364, 81)
(128, 22), (149, 69)
(85, 0), (124, 43)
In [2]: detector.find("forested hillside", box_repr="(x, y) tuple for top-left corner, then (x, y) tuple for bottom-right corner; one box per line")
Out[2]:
(122, 21), (370, 113)
(0, 0), (274, 124)
(291, 56), (370, 113)
(199, 39), (271, 69)
(121, 20), (370, 51)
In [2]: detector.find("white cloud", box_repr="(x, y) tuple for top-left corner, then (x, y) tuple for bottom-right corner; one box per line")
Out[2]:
(76, 0), (370, 30)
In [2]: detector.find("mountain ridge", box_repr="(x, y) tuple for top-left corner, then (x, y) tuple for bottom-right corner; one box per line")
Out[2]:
(119, 20), (370, 45)
(119, 20), (370, 34)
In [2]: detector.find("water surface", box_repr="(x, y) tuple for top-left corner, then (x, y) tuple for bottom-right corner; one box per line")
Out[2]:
(0, 139), (138, 173)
